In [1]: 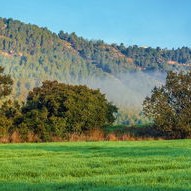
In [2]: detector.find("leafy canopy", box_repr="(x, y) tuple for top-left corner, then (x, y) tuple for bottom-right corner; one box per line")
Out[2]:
(21, 81), (118, 139)
(143, 71), (191, 138)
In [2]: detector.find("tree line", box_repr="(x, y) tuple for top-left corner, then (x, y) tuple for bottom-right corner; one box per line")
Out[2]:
(0, 65), (190, 142)
(0, 67), (117, 142)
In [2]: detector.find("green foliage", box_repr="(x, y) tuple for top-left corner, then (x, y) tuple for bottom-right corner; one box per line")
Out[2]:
(143, 71), (191, 138)
(0, 140), (190, 190)
(0, 100), (22, 139)
(0, 115), (12, 138)
(19, 81), (117, 140)
(0, 66), (13, 98)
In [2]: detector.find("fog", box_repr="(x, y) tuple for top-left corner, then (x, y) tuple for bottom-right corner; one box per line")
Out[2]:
(79, 71), (166, 110)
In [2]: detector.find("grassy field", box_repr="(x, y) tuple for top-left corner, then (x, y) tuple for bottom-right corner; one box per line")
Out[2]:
(0, 140), (190, 191)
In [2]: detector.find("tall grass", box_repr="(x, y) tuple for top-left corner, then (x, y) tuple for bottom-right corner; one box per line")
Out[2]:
(0, 140), (190, 190)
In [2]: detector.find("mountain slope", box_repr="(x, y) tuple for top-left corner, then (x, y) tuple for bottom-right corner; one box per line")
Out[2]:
(0, 18), (190, 124)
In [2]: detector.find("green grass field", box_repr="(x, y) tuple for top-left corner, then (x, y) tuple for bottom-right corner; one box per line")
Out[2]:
(0, 140), (190, 191)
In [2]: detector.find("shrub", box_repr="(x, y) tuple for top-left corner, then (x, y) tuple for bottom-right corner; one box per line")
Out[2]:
(20, 81), (118, 138)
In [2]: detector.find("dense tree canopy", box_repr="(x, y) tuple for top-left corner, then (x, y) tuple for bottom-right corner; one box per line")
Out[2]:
(19, 81), (118, 140)
(143, 71), (191, 138)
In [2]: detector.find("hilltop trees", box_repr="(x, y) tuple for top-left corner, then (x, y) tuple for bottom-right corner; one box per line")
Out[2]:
(143, 71), (191, 138)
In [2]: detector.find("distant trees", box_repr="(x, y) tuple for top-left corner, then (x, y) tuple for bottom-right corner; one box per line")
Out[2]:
(58, 30), (191, 74)
(116, 45), (191, 71)
(143, 71), (191, 138)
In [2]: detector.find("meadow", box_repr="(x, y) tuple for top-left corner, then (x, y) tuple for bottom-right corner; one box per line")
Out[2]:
(0, 140), (190, 191)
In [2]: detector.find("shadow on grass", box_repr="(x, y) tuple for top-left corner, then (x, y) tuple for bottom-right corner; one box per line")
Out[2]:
(0, 182), (190, 191)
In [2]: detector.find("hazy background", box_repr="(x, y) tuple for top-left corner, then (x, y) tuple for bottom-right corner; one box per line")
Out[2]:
(78, 71), (166, 110)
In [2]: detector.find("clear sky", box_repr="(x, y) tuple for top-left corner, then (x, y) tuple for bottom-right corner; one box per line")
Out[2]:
(0, 0), (190, 48)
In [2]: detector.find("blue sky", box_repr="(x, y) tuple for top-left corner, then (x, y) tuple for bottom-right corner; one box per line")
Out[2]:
(0, 0), (190, 48)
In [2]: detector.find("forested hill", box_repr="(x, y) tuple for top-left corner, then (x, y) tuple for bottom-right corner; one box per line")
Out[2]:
(0, 18), (191, 108)
(0, 18), (191, 77)
(58, 31), (191, 72)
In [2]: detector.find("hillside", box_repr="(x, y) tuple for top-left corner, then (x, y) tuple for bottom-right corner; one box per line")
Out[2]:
(0, 18), (191, 124)
(58, 31), (191, 72)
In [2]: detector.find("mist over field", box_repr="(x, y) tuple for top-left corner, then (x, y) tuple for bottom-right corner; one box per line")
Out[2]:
(79, 71), (166, 110)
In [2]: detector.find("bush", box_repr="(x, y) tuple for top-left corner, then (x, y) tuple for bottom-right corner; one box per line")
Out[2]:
(19, 81), (118, 139)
